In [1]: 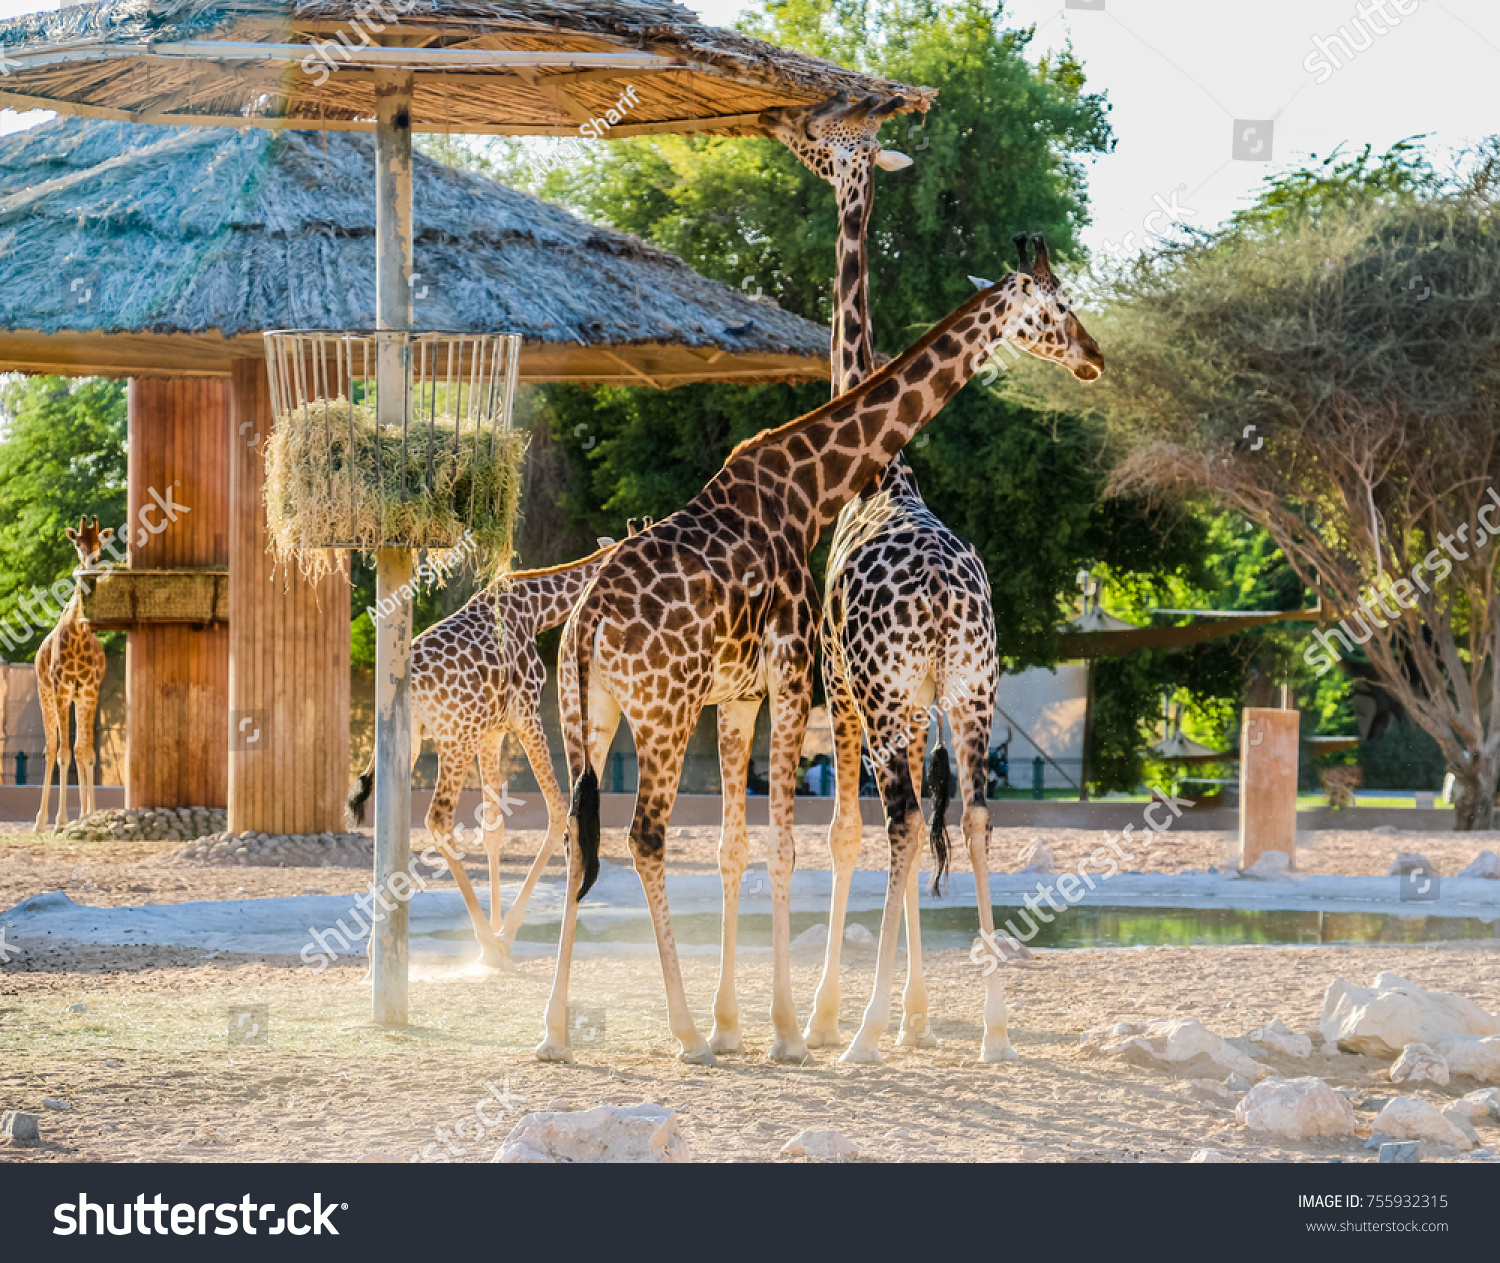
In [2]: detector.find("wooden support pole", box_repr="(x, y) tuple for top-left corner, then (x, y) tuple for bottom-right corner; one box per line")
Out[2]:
(370, 68), (414, 1029)
(1239, 706), (1300, 869)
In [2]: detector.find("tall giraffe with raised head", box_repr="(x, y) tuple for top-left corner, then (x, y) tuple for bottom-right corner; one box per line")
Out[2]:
(536, 251), (1103, 1065)
(34, 517), (111, 831)
(347, 528), (642, 967)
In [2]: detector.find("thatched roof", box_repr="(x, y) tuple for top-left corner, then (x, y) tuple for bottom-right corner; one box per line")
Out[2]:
(0, 0), (933, 134)
(0, 114), (831, 383)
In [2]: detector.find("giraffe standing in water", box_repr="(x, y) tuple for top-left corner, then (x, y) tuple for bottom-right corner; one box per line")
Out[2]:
(347, 526), (645, 966)
(536, 249), (1103, 1065)
(34, 517), (111, 831)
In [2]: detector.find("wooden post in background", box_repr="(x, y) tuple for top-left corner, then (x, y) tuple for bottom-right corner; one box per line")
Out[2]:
(228, 360), (350, 834)
(1239, 706), (1300, 868)
(125, 378), (230, 809)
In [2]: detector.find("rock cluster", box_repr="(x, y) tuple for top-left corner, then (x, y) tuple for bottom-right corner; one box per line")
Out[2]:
(494, 1104), (690, 1163)
(60, 806), (225, 843)
(173, 831), (372, 868)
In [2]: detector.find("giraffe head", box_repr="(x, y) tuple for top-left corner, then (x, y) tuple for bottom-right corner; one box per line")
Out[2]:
(63, 516), (112, 569)
(971, 234), (1104, 381)
(761, 92), (913, 197)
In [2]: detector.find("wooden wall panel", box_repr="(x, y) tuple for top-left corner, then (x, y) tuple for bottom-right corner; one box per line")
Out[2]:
(125, 378), (230, 809)
(229, 360), (350, 834)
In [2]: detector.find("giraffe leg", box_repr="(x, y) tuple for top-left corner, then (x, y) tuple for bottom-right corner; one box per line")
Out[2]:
(536, 668), (620, 1063)
(33, 670), (57, 834)
(710, 696), (760, 1055)
(632, 721), (714, 1064)
(804, 643), (863, 1047)
(52, 691), (74, 831)
(898, 711), (937, 1048)
(498, 707), (571, 951)
(73, 688), (99, 821)
(427, 737), (506, 968)
(766, 651), (813, 1062)
(843, 734), (925, 1064)
(952, 701), (1014, 1062)
(476, 730), (508, 936)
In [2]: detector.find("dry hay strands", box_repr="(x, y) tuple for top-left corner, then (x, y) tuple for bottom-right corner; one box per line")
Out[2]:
(262, 398), (527, 582)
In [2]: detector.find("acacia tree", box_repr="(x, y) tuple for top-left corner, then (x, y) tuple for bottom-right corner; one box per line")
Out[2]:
(1018, 146), (1500, 828)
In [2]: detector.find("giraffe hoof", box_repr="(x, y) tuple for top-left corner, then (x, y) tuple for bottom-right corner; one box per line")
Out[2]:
(708, 1028), (743, 1055)
(839, 1039), (882, 1065)
(768, 1037), (810, 1064)
(678, 1044), (718, 1067)
(803, 1022), (842, 1049)
(534, 1041), (575, 1064)
(897, 1028), (938, 1049)
(980, 1040), (1019, 1064)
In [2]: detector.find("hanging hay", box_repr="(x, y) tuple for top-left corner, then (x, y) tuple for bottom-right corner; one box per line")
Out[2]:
(262, 397), (527, 581)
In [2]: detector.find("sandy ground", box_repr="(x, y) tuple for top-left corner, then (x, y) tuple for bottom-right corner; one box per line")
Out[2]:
(2, 823), (1497, 911)
(1, 940), (1498, 1163)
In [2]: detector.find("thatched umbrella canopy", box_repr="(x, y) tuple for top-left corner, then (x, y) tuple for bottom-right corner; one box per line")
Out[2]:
(0, 0), (932, 134)
(0, 114), (831, 383)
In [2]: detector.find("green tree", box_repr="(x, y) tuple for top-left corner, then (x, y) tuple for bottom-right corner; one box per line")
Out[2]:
(0, 375), (126, 661)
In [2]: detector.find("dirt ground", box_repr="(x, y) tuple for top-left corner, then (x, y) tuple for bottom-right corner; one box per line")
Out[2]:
(1, 940), (1498, 1163)
(2, 821), (1497, 912)
(2, 820), (1498, 1164)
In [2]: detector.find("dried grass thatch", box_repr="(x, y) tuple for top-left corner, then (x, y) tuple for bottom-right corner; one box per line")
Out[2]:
(262, 399), (527, 579)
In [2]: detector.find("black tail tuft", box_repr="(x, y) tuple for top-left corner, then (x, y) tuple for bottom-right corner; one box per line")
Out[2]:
(346, 769), (374, 827)
(572, 766), (602, 901)
(927, 745), (951, 896)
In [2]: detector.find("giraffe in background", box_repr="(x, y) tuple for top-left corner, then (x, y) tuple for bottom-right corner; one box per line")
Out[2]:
(347, 525), (646, 967)
(34, 517), (111, 832)
(536, 252), (1103, 1065)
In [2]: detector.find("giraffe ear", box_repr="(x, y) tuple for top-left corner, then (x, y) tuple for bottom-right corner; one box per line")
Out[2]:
(99, 528), (114, 544)
(64, 527), (78, 542)
(596, 536), (616, 548)
(968, 275), (994, 291)
(874, 150), (912, 171)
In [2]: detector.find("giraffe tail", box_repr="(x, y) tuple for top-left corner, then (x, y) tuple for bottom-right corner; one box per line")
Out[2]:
(568, 616), (602, 902)
(926, 744), (951, 896)
(346, 750), (376, 828)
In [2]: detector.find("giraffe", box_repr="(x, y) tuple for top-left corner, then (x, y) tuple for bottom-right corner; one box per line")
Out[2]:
(33, 516), (111, 832)
(765, 91), (982, 1058)
(346, 525), (644, 968)
(535, 244), (1103, 1065)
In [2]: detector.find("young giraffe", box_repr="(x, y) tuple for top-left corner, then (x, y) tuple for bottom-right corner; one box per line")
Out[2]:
(765, 91), (973, 1058)
(537, 251), (1103, 1065)
(346, 527), (642, 967)
(33, 516), (112, 832)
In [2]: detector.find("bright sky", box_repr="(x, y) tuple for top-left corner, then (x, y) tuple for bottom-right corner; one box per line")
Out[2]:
(4, 0), (1498, 253)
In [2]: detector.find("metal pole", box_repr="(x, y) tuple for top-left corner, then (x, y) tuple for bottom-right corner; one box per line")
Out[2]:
(1079, 658), (1094, 802)
(371, 68), (414, 1028)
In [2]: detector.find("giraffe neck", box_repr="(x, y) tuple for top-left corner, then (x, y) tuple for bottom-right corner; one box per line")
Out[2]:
(729, 277), (1023, 549)
(494, 545), (616, 631)
(830, 169), (876, 397)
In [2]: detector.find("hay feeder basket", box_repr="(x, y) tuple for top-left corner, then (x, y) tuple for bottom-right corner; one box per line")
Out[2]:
(262, 329), (525, 559)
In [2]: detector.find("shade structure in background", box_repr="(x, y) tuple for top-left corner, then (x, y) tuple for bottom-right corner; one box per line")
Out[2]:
(0, 0), (931, 1026)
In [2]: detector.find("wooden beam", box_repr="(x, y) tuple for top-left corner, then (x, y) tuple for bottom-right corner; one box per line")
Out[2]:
(80, 569), (229, 628)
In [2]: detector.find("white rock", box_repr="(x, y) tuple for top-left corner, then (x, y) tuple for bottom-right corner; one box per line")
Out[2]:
(1455, 850), (1500, 880)
(1444, 1097), (1490, 1123)
(843, 923), (876, 947)
(1189, 1148), (1240, 1162)
(1241, 850), (1291, 879)
(1015, 839), (1055, 874)
(1320, 972), (1500, 1057)
(1236, 1076), (1356, 1140)
(1391, 1043), (1450, 1086)
(493, 1104), (690, 1164)
(1371, 1098), (1474, 1151)
(780, 1128), (859, 1160)
(1434, 1035), (1500, 1083)
(790, 923), (829, 952)
(1464, 1088), (1500, 1120)
(1442, 1108), (1482, 1147)
(1248, 1018), (1313, 1059)
(1388, 851), (1436, 877)
(1086, 1016), (1268, 1081)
